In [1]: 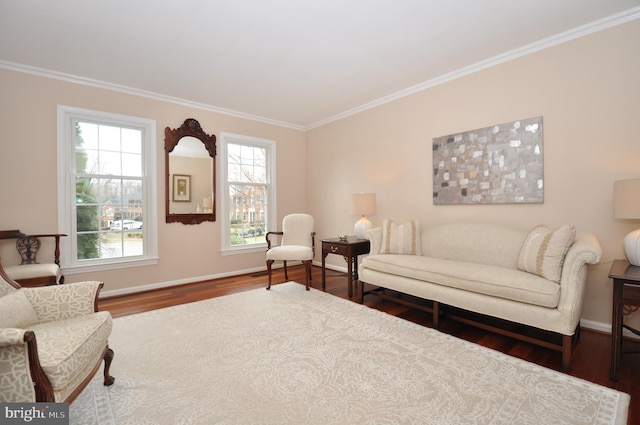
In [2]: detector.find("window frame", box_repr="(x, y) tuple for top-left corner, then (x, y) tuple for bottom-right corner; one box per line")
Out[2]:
(220, 132), (276, 255)
(57, 105), (158, 274)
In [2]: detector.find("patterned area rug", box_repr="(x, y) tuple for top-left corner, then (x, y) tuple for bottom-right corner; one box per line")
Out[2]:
(70, 282), (629, 424)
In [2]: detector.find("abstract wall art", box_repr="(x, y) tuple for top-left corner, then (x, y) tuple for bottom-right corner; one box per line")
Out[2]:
(432, 116), (543, 205)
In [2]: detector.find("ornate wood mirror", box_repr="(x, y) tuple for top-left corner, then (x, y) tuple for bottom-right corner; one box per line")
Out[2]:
(164, 118), (216, 224)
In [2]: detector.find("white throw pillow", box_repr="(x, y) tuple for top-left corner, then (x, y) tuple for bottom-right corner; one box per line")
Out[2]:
(517, 224), (575, 283)
(0, 289), (39, 328)
(380, 219), (422, 255)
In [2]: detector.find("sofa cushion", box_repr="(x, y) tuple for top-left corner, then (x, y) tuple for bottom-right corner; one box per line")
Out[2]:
(29, 311), (112, 391)
(517, 224), (575, 283)
(0, 289), (39, 328)
(380, 219), (422, 255)
(362, 255), (560, 308)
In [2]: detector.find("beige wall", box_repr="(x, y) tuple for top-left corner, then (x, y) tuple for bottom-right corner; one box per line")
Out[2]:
(307, 20), (640, 330)
(1, 19), (638, 330)
(0, 68), (307, 293)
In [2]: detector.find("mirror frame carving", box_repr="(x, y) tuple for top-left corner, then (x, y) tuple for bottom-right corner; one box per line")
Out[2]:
(164, 118), (216, 224)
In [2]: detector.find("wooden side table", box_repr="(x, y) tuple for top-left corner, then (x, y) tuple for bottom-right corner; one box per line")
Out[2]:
(321, 237), (370, 298)
(609, 259), (640, 380)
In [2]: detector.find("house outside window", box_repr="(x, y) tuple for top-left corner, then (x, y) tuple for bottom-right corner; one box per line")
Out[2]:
(220, 132), (276, 254)
(57, 106), (158, 273)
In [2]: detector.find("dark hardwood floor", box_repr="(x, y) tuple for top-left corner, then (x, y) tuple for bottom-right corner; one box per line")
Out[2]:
(99, 264), (638, 424)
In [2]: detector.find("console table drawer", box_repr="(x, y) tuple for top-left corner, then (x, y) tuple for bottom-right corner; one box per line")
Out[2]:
(325, 243), (347, 256)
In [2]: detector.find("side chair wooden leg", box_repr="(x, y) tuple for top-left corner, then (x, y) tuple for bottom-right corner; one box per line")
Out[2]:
(303, 260), (311, 290)
(266, 260), (274, 290)
(283, 261), (289, 281)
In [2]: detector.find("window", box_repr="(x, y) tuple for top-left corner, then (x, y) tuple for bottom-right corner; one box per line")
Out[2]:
(220, 132), (276, 254)
(57, 106), (158, 273)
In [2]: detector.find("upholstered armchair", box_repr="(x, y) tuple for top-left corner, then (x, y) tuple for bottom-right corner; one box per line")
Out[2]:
(0, 262), (114, 402)
(266, 214), (315, 290)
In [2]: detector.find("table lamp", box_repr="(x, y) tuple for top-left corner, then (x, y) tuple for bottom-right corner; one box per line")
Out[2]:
(613, 179), (640, 266)
(202, 197), (213, 213)
(350, 193), (376, 239)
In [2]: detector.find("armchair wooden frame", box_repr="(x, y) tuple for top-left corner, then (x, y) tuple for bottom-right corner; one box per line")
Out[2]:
(0, 264), (114, 403)
(265, 230), (316, 290)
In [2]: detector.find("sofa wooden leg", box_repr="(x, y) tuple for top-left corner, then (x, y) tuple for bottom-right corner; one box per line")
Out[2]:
(103, 346), (115, 386)
(433, 301), (440, 329)
(562, 334), (572, 372)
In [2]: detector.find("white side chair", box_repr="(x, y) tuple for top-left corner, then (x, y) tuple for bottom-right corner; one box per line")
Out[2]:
(266, 214), (315, 290)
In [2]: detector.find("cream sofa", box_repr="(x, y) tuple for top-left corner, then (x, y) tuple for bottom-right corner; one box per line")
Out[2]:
(0, 263), (114, 402)
(358, 221), (602, 370)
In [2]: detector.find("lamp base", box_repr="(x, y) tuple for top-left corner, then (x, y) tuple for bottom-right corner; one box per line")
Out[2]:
(624, 228), (640, 266)
(354, 216), (372, 240)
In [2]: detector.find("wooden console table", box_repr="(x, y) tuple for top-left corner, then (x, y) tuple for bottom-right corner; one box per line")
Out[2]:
(609, 259), (640, 380)
(321, 237), (370, 298)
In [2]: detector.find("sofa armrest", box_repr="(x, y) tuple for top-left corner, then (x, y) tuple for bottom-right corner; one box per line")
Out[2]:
(565, 233), (602, 268)
(557, 233), (602, 331)
(366, 227), (383, 255)
(561, 233), (602, 288)
(22, 281), (104, 323)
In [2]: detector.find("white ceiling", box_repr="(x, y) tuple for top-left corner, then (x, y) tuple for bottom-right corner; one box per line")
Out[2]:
(1, 1), (639, 129)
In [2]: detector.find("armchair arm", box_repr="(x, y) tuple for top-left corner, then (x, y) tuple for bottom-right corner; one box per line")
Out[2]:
(0, 327), (29, 347)
(0, 329), (50, 402)
(22, 281), (104, 323)
(265, 231), (283, 249)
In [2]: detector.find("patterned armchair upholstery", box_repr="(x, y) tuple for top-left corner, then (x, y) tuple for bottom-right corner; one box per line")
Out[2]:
(0, 262), (114, 402)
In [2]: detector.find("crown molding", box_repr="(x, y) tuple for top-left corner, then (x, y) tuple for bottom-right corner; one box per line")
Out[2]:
(0, 60), (306, 131)
(1, 6), (638, 132)
(307, 7), (640, 130)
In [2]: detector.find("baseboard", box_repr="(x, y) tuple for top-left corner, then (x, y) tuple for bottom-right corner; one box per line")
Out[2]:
(100, 261), (329, 298)
(581, 318), (640, 340)
(580, 319), (610, 334)
(99, 265), (266, 298)
(100, 263), (639, 342)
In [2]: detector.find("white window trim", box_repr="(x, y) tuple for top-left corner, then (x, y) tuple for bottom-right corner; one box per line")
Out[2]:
(220, 132), (276, 255)
(57, 105), (158, 274)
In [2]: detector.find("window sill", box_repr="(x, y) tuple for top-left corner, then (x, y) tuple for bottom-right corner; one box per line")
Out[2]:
(221, 244), (267, 256)
(62, 257), (160, 275)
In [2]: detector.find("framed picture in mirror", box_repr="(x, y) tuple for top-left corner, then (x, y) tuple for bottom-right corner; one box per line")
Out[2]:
(173, 174), (191, 202)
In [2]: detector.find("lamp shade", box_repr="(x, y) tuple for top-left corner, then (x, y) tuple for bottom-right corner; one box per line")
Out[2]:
(350, 193), (376, 239)
(613, 179), (640, 266)
(350, 193), (376, 216)
(202, 197), (213, 209)
(614, 179), (640, 219)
